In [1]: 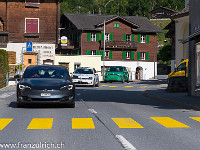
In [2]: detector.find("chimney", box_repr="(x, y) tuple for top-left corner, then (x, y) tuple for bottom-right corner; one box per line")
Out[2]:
(185, 0), (189, 7)
(98, 8), (101, 15)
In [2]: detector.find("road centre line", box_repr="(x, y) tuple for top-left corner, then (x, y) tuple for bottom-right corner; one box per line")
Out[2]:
(116, 135), (137, 150)
(88, 109), (97, 114)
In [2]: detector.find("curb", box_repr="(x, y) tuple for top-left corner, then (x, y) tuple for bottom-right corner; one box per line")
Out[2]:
(0, 85), (15, 91)
(142, 91), (200, 111)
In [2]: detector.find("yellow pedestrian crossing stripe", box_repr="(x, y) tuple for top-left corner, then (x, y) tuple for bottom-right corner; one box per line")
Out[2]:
(150, 117), (190, 128)
(140, 86), (147, 88)
(27, 118), (53, 129)
(125, 86), (133, 88)
(0, 118), (13, 130)
(0, 117), (199, 130)
(72, 118), (95, 129)
(189, 117), (200, 122)
(112, 118), (143, 128)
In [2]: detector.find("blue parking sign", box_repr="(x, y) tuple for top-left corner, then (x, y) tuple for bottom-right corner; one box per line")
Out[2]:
(26, 42), (33, 52)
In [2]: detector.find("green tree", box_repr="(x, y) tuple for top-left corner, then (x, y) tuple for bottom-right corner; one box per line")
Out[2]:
(157, 43), (172, 65)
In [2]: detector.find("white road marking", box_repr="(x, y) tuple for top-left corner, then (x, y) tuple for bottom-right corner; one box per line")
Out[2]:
(79, 99), (83, 101)
(88, 109), (97, 114)
(116, 135), (137, 150)
(0, 92), (15, 99)
(77, 93), (81, 96)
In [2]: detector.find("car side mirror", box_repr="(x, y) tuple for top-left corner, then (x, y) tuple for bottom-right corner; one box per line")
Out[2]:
(14, 75), (22, 79)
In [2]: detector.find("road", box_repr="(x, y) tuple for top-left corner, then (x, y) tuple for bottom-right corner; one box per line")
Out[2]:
(0, 81), (200, 150)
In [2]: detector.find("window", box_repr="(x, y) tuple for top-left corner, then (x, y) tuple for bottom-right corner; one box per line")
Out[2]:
(26, 0), (39, 3)
(114, 23), (119, 28)
(105, 33), (110, 41)
(25, 18), (39, 33)
(91, 33), (96, 41)
(105, 51), (110, 58)
(28, 59), (32, 64)
(126, 34), (131, 41)
(140, 52), (146, 60)
(91, 50), (96, 55)
(141, 35), (146, 43)
(176, 62), (186, 72)
(126, 51), (130, 59)
(74, 64), (80, 70)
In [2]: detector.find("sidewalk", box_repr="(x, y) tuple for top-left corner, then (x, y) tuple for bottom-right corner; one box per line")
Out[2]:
(143, 85), (200, 111)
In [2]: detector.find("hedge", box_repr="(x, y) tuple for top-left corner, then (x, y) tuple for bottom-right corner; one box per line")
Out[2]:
(0, 49), (9, 88)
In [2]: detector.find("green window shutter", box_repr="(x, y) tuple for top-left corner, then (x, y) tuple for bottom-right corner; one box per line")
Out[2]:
(109, 51), (113, 59)
(101, 51), (104, 59)
(110, 33), (113, 41)
(122, 51), (126, 59)
(123, 34), (126, 41)
(117, 23), (119, 28)
(96, 50), (99, 55)
(146, 52), (149, 60)
(101, 33), (104, 41)
(77, 50), (80, 55)
(87, 50), (90, 55)
(132, 34), (134, 41)
(137, 52), (141, 60)
(146, 35), (149, 43)
(97, 33), (100, 42)
(87, 33), (91, 41)
(114, 23), (117, 28)
(131, 51), (134, 59)
(137, 34), (141, 43)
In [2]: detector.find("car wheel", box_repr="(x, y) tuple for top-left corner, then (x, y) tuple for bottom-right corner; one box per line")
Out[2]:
(127, 78), (129, 83)
(122, 78), (125, 83)
(68, 102), (75, 108)
(104, 80), (107, 83)
(17, 103), (25, 108)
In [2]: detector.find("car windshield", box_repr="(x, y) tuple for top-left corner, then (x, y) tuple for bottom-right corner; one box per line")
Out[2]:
(23, 67), (68, 79)
(74, 68), (93, 74)
(107, 66), (123, 72)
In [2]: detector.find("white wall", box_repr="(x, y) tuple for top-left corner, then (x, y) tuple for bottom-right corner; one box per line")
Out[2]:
(55, 55), (102, 77)
(1, 43), (55, 65)
(175, 16), (189, 66)
(102, 61), (157, 80)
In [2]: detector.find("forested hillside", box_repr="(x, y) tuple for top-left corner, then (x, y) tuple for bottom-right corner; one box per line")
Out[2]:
(61, 0), (185, 18)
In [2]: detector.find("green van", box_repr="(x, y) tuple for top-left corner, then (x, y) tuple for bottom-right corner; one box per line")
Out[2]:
(105, 66), (129, 83)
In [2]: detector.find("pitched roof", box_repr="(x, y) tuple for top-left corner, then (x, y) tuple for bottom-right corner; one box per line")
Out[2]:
(150, 6), (177, 13)
(63, 13), (163, 33)
(171, 5), (189, 19)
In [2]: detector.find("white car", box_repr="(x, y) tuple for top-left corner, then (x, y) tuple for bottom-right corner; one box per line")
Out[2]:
(72, 67), (99, 87)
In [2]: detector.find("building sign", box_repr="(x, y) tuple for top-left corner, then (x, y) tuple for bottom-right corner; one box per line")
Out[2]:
(26, 42), (33, 52)
(32, 44), (55, 65)
(61, 36), (68, 46)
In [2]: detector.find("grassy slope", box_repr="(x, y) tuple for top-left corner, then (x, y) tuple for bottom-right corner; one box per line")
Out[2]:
(151, 19), (171, 46)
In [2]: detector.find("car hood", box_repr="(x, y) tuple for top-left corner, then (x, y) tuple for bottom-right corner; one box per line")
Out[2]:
(20, 78), (71, 90)
(73, 74), (94, 77)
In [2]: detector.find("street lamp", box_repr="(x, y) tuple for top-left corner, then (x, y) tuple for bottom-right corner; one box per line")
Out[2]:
(103, 0), (113, 81)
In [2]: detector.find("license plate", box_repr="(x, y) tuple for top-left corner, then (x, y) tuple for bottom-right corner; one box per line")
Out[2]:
(41, 93), (51, 97)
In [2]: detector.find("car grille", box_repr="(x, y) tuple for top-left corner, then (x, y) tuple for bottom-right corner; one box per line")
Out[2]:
(31, 98), (60, 101)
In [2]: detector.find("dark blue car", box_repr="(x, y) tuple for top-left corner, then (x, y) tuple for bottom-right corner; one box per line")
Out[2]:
(16, 65), (75, 108)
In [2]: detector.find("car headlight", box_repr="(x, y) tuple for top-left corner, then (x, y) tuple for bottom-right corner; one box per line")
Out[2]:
(60, 85), (73, 90)
(88, 77), (93, 80)
(19, 85), (31, 90)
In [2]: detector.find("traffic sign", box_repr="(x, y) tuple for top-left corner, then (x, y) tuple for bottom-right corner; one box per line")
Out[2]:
(26, 42), (33, 52)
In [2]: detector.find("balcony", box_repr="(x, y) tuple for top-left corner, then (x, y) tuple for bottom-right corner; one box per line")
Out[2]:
(100, 41), (137, 49)
(0, 31), (9, 48)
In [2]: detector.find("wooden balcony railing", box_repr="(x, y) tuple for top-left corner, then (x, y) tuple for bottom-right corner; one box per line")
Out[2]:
(100, 40), (137, 49)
